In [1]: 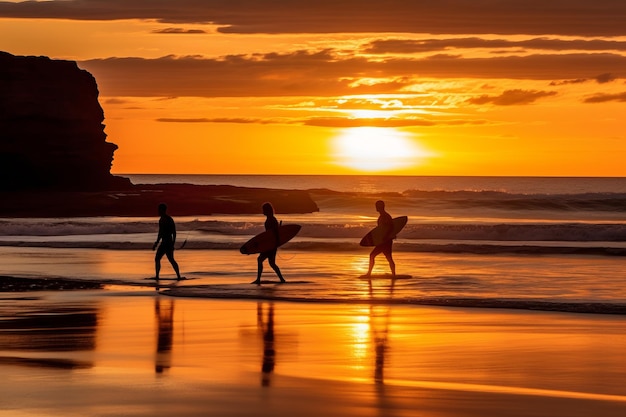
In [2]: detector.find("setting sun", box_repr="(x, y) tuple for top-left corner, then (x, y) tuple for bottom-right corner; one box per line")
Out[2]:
(332, 127), (428, 172)
(2, 2), (626, 177)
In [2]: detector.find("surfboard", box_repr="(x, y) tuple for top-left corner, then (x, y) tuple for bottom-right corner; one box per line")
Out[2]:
(240, 224), (301, 254)
(359, 216), (408, 247)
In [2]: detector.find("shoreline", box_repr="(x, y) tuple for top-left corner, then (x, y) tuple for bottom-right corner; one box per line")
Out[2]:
(0, 276), (104, 292)
(164, 287), (626, 315)
(2, 240), (626, 258)
(3, 275), (626, 316)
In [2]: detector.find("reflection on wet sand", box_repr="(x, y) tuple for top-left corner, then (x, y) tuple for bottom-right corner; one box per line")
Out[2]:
(258, 302), (276, 387)
(370, 305), (390, 386)
(155, 297), (175, 374)
(0, 355), (92, 369)
(368, 277), (395, 386)
(2, 294), (626, 417)
(0, 298), (99, 369)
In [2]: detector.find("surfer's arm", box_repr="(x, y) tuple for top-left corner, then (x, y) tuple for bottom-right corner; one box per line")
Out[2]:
(153, 231), (161, 250)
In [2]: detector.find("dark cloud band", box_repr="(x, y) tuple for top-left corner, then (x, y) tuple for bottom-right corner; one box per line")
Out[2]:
(79, 52), (626, 98)
(1, 1), (625, 36)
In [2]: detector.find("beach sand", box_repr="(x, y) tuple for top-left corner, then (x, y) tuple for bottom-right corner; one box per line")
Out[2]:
(1, 287), (626, 417)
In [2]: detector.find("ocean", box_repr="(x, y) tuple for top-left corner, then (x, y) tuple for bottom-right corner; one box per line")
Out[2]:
(2, 175), (626, 312)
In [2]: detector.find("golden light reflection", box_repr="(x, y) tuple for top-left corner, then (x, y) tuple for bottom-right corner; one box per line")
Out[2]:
(349, 311), (371, 367)
(347, 256), (370, 276)
(369, 305), (391, 385)
(332, 127), (428, 172)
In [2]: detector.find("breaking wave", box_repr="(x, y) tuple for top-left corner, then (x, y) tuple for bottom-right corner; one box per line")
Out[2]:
(2, 188), (626, 255)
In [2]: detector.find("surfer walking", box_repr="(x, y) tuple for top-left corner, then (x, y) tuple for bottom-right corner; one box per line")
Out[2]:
(365, 200), (396, 277)
(153, 203), (182, 280)
(252, 202), (286, 284)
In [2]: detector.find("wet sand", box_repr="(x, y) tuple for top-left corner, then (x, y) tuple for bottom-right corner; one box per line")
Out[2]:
(1, 288), (626, 417)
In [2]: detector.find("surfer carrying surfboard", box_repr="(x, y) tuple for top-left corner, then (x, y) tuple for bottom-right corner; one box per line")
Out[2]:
(252, 202), (286, 284)
(365, 200), (396, 278)
(152, 203), (183, 280)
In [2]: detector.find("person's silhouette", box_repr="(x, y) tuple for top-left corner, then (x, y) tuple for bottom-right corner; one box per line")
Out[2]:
(365, 200), (396, 277)
(252, 202), (285, 284)
(153, 203), (182, 280)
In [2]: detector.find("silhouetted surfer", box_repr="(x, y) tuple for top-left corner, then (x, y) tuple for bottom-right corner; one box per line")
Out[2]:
(153, 203), (182, 280)
(252, 202), (285, 284)
(365, 200), (396, 277)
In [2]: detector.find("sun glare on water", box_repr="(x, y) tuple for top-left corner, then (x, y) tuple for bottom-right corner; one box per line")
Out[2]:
(332, 127), (427, 172)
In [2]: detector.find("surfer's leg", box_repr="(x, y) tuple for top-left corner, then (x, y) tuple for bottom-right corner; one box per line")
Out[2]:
(253, 254), (266, 284)
(270, 263), (284, 282)
(367, 246), (382, 276)
(383, 245), (396, 277)
(165, 249), (181, 279)
(383, 241), (396, 277)
(366, 256), (375, 276)
(154, 246), (165, 279)
(268, 251), (285, 282)
(155, 261), (161, 279)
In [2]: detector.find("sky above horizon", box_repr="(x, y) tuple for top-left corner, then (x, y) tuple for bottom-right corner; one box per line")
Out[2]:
(1, 1), (625, 176)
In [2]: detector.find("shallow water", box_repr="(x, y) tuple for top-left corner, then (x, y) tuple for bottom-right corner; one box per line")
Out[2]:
(2, 247), (626, 312)
(1, 291), (625, 417)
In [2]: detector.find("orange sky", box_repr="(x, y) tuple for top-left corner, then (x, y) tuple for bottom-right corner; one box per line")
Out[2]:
(1, 1), (625, 176)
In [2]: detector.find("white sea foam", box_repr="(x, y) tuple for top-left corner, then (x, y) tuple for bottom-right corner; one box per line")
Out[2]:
(2, 216), (626, 251)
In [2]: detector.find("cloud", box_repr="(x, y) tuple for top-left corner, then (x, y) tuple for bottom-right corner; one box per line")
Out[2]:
(103, 98), (129, 104)
(595, 73), (617, 83)
(303, 117), (436, 128)
(549, 78), (589, 86)
(467, 89), (557, 106)
(364, 37), (626, 54)
(549, 73), (620, 86)
(156, 115), (487, 128)
(303, 117), (490, 127)
(152, 28), (207, 34)
(407, 53), (626, 80)
(584, 92), (626, 103)
(158, 116), (436, 127)
(1, 1), (626, 36)
(78, 52), (626, 98)
(80, 51), (379, 97)
(327, 98), (421, 110)
(157, 118), (215, 123)
(157, 117), (271, 124)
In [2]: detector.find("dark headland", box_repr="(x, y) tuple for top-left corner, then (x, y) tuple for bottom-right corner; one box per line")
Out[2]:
(0, 52), (318, 217)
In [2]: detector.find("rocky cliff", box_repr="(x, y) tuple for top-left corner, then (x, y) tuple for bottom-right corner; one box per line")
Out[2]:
(0, 52), (318, 216)
(0, 51), (130, 190)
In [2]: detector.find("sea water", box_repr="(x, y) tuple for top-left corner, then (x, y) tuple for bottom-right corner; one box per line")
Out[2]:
(1, 175), (626, 312)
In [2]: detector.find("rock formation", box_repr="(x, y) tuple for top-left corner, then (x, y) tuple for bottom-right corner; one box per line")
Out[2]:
(0, 51), (130, 190)
(0, 51), (319, 216)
